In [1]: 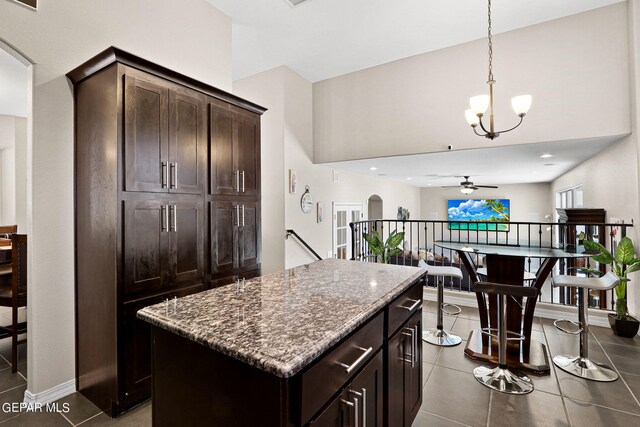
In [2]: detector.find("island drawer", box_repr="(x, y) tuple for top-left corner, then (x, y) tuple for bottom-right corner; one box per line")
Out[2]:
(300, 310), (384, 425)
(387, 280), (423, 337)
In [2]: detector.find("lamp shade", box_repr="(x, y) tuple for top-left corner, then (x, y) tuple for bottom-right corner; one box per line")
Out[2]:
(470, 95), (490, 115)
(511, 95), (532, 115)
(460, 187), (474, 194)
(465, 109), (480, 126)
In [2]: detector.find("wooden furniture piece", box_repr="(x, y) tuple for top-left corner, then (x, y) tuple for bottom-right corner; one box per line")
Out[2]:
(0, 234), (27, 373)
(435, 241), (595, 374)
(68, 47), (265, 416)
(556, 208), (607, 307)
(138, 260), (424, 427)
(0, 225), (17, 236)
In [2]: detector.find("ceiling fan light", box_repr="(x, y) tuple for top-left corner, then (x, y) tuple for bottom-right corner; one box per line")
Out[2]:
(465, 109), (480, 127)
(460, 187), (474, 195)
(470, 95), (490, 116)
(511, 95), (532, 116)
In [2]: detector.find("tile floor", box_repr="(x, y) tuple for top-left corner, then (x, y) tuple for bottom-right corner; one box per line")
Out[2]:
(0, 302), (637, 426)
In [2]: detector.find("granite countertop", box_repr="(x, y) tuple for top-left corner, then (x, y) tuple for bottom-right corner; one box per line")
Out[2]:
(137, 259), (424, 378)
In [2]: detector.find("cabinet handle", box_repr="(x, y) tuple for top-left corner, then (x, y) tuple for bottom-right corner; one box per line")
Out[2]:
(337, 346), (373, 374)
(241, 205), (245, 227)
(414, 324), (419, 366)
(170, 162), (177, 189)
(170, 205), (177, 232)
(161, 161), (168, 188)
(349, 389), (366, 427)
(161, 205), (168, 232)
(235, 205), (240, 227)
(241, 170), (245, 193)
(402, 327), (415, 367)
(341, 398), (359, 427)
(235, 170), (240, 192)
(400, 298), (421, 312)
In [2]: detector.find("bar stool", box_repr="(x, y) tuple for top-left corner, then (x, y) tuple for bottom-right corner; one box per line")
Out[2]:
(422, 264), (463, 347)
(473, 281), (538, 394)
(551, 272), (619, 382)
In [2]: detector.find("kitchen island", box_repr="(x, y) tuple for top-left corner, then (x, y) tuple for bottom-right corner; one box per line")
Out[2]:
(138, 259), (425, 426)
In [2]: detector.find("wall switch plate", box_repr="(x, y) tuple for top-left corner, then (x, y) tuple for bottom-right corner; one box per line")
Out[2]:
(327, 250), (333, 258)
(333, 171), (339, 182)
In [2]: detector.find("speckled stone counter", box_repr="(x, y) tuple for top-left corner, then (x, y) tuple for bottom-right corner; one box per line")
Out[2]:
(138, 259), (424, 378)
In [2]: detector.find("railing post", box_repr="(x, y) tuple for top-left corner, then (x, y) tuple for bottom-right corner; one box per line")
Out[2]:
(350, 222), (356, 261)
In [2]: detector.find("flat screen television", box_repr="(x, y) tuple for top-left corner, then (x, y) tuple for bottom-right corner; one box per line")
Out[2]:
(447, 199), (510, 231)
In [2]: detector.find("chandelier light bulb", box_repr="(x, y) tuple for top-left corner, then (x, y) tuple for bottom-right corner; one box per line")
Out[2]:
(511, 95), (532, 116)
(469, 95), (490, 116)
(465, 109), (480, 126)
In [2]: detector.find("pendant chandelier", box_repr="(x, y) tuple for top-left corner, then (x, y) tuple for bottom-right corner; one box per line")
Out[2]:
(465, 0), (532, 140)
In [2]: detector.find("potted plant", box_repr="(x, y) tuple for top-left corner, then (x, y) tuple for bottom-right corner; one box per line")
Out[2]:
(584, 237), (640, 337)
(363, 230), (405, 264)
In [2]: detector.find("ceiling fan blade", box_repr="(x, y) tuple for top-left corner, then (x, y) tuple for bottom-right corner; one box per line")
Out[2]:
(440, 186), (461, 189)
(475, 185), (498, 189)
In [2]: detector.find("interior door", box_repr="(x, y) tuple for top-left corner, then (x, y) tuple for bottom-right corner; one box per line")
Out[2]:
(333, 203), (363, 260)
(124, 75), (169, 193)
(169, 90), (205, 194)
(235, 109), (260, 197)
(209, 103), (236, 195)
(169, 200), (204, 288)
(123, 199), (170, 296)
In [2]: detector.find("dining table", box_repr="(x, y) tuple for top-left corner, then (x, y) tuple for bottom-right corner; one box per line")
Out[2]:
(434, 240), (596, 374)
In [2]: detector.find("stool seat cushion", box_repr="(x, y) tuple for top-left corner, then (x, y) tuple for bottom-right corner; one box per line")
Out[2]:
(552, 272), (619, 291)
(425, 265), (463, 279)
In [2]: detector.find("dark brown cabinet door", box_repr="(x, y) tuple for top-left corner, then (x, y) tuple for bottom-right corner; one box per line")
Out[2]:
(236, 110), (260, 197)
(310, 390), (349, 427)
(169, 91), (205, 194)
(238, 201), (260, 270)
(209, 104), (236, 195)
(123, 200), (170, 296)
(404, 311), (422, 427)
(169, 200), (204, 288)
(349, 350), (383, 427)
(210, 201), (237, 275)
(124, 76), (169, 193)
(386, 310), (422, 427)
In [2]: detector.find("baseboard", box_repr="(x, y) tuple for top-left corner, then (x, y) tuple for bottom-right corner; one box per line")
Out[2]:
(423, 288), (612, 328)
(23, 379), (76, 405)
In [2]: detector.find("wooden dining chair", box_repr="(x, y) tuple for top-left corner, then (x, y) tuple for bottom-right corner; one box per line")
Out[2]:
(0, 234), (27, 373)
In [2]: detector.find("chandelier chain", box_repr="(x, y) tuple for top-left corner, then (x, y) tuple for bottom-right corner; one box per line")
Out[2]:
(487, 0), (493, 82)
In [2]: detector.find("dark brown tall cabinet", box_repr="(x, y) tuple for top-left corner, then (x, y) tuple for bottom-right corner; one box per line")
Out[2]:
(68, 47), (265, 416)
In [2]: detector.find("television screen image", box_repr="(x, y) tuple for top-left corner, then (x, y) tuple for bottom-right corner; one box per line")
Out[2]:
(447, 199), (510, 231)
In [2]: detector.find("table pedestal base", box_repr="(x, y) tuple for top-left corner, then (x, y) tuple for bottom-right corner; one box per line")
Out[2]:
(464, 330), (550, 375)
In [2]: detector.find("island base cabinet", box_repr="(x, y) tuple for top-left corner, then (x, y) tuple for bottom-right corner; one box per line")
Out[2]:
(311, 350), (383, 427)
(387, 309), (422, 427)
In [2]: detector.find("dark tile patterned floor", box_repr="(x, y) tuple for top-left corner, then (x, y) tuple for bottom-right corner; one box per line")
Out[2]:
(0, 302), (638, 426)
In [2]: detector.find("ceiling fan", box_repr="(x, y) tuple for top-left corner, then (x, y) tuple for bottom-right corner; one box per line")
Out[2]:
(441, 176), (498, 194)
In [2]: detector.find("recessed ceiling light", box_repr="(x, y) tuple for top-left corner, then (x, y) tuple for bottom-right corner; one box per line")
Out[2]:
(406, 177), (412, 180)
(369, 166), (378, 171)
(427, 183), (432, 186)
(539, 154), (554, 158)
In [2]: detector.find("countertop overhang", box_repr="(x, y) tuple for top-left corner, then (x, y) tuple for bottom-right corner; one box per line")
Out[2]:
(137, 259), (424, 378)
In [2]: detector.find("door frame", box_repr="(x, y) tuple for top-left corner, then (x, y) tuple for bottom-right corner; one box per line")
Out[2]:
(332, 202), (364, 260)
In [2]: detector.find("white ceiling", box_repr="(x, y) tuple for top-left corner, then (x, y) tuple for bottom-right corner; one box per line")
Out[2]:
(0, 47), (28, 118)
(323, 137), (625, 188)
(207, 0), (624, 82)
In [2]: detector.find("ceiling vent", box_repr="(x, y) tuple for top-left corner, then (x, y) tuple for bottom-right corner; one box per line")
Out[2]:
(283, 0), (311, 8)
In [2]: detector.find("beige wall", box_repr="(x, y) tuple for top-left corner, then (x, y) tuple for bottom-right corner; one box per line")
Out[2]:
(313, 4), (630, 163)
(0, 0), (231, 396)
(234, 66), (422, 269)
(0, 116), (27, 231)
(421, 183), (553, 224)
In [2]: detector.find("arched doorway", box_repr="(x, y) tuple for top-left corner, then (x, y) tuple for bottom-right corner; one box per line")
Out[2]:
(368, 194), (383, 220)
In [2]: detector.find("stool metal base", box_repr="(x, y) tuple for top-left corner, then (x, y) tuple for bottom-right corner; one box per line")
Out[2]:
(553, 355), (618, 382)
(473, 365), (534, 395)
(423, 328), (462, 347)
